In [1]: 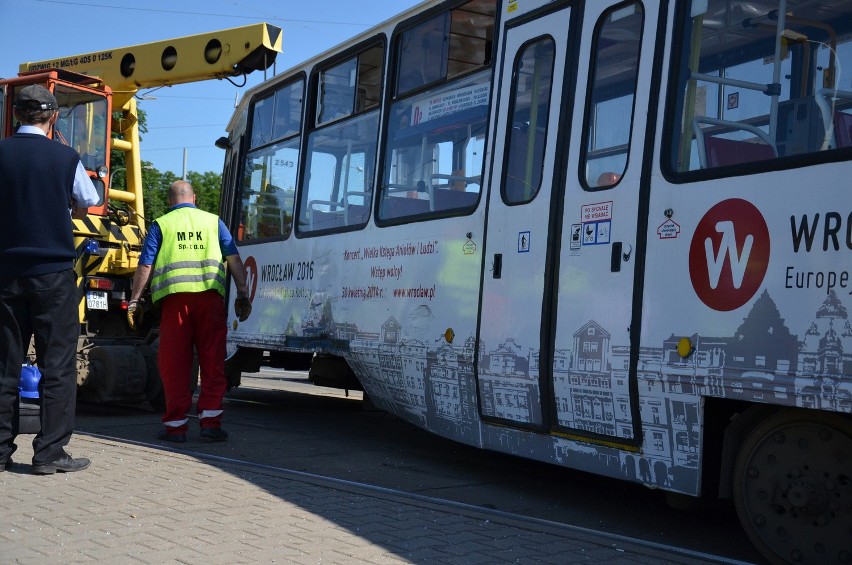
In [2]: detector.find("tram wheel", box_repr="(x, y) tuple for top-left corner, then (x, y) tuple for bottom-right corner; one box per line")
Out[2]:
(732, 409), (852, 565)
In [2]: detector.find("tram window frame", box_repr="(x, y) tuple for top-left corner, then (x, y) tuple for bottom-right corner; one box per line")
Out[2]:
(395, 0), (495, 98)
(377, 0), (496, 226)
(296, 38), (386, 237)
(0, 87), (5, 137)
(579, 1), (645, 192)
(296, 111), (381, 235)
(238, 75), (305, 245)
(316, 42), (384, 126)
(220, 134), (243, 232)
(662, 0), (852, 183)
(501, 36), (556, 206)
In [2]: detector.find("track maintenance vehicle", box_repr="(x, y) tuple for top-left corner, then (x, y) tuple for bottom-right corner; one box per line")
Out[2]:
(0, 24), (281, 407)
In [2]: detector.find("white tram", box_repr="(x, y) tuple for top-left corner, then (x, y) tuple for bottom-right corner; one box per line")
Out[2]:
(218, 1), (852, 562)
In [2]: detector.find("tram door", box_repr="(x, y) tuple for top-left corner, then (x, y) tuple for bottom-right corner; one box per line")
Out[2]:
(549, 1), (655, 442)
(479, 1), (656, 442)
(477, 6), (571, 429)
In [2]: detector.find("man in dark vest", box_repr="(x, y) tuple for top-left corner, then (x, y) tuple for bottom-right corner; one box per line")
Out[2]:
(128, 180), (251, 443)
(0, 84), (99, 474)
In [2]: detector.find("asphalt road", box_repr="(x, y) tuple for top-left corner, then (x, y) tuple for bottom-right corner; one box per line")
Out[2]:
(73, 368), (765, 564)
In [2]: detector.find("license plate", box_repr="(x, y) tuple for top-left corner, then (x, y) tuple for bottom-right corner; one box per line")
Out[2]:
(86, 290), (108, 310)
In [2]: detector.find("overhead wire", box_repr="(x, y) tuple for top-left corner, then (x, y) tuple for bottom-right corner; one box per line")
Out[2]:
(30, 0), (373, 26)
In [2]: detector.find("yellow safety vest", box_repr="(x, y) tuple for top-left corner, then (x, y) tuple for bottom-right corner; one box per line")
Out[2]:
(150, 206), (226, 304)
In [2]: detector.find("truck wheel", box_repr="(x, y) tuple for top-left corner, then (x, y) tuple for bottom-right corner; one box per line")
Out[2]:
(732, 409), (852, 565)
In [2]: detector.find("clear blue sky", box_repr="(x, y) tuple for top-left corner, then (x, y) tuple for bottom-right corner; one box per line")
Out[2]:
(1, 0), (423, 176)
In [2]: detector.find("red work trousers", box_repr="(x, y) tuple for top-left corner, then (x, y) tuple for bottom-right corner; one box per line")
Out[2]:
(158, 290), (227, 434)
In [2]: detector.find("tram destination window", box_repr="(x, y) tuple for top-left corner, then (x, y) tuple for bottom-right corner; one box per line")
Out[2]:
(581, 2), (644, 190)
(669, 0), (852, 175)
(240, 78), (304, 242)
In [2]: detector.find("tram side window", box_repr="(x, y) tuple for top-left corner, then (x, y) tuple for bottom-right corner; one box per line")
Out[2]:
(381, 73), (488, 221)
(669, 0), (852, 174)
(240, 79), (304, 242)
(250, 94), (274, 149)
(297, 43), (384, 235)
(581, 3), (644, 190)
(318, 44), (383, 125)
(503, 37), (555, 204)
(379, 0), (496, 222)
(241, 139), (299, 241)
(298, 113), (379, 233)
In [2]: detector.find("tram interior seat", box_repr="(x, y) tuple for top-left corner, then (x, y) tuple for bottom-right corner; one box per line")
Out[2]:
(433, 187), (479, 211)
(308, 202), (369, 231)
(381, 181), (479, 218)
(430, 173), (480, 211)
(309, 206), (370, 230)
(251, 192), (288, 237)
(383, 194), (431, 217)
(704, 135), (776, 167)
(382, 181), (431, 218)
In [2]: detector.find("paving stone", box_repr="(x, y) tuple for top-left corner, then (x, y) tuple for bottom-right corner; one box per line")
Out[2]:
(0, 436), (706, 564)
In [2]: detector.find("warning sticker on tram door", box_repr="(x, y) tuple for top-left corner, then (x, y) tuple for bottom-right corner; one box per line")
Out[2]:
(570, 224), (582, 250)
(580, 202), (613, 246)
(582, 221), (611, 245)
(581, 201), (613, 222)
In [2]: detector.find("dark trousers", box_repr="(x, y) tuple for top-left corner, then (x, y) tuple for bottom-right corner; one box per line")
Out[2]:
(0, 269), (79, 465)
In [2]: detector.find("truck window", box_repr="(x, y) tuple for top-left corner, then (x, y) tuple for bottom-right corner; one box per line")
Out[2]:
(53, 85), (109, 205)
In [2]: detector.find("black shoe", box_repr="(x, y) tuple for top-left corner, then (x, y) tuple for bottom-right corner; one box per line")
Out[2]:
(200, 427), (229, 442)
(157, 429), (187, 443)
(32, 453), (90, 475)
(0, 458), (12, 472)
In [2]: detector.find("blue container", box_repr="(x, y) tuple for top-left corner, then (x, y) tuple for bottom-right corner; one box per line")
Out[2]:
(19, 364), (41, 398)
(18, 364), (42, 434)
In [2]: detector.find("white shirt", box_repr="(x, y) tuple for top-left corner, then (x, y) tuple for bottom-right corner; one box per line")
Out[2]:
(17, 125), (100, 208)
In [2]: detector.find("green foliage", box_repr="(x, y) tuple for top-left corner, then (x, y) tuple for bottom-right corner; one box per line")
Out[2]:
(139, 168), (222, 224)
(186, 171), (223, 214)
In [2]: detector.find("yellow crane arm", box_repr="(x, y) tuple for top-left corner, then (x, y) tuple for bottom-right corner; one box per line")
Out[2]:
(19, 23), (282, 108)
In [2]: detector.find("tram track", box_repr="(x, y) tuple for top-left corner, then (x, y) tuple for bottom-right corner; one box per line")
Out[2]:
(77, 429), (753, 565)
(76, 376), (763, 564)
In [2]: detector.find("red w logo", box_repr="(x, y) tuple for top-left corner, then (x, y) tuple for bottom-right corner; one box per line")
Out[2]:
(689, 199), (770, 311)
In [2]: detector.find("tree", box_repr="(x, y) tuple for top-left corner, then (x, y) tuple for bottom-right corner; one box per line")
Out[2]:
(186, 170), (223, 214)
